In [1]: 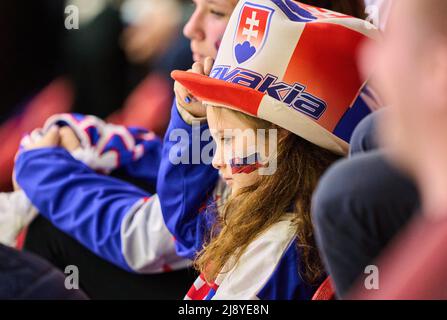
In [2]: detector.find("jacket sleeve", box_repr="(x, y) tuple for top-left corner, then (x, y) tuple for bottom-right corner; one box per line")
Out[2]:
(15, 147), (190, 273)
(157, 101), (220, 260)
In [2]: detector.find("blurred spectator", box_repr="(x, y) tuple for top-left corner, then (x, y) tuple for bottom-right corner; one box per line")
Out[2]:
(364, 0), (392, 30)
(109, 0), (194, 136)
(24, 216), (197, 299)
(0, 0), (66, 122)
(352, 0), (447, 299)
(303, 0), (366, 18)
(311, 0), (410, 299)
(314, 0), (447, 299)
(312, 145), (420, 297)
(0, 79), (73, 192)
(64, 0), (130, 119)
(0, 243), (87, 299)
(66, 0), (193, 121)
(121, 0), (183, 65)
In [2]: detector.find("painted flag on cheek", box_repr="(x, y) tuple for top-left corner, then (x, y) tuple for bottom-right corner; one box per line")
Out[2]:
(230, 152), (265, 175)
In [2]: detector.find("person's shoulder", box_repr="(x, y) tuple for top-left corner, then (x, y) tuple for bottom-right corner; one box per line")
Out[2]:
(222, 215), (297, 273)
(211, 215), (299, 299)
(254, 213), (296, 244)
(0, 244), (87, 299)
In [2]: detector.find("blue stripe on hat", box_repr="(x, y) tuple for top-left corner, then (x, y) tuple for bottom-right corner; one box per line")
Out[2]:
(270, 0), (317, 22)
(333, 91), (372, 143)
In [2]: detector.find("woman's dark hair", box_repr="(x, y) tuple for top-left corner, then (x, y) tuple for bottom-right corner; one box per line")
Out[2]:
(300, 0), (366, 19)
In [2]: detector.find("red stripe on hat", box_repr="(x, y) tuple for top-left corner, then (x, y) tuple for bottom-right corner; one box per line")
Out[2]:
(172, 71), (264, 117)
(283, 22), (366, 132)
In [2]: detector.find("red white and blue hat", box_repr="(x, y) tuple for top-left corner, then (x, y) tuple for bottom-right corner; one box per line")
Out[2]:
(172, 0), (379, 155)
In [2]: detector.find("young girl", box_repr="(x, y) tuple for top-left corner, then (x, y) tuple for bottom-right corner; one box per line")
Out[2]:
(193, 104), (339, 298)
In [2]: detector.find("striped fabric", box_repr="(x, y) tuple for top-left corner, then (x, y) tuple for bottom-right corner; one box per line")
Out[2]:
(20, 113), (160, 175)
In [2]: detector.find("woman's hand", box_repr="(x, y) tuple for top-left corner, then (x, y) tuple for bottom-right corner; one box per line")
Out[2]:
(13, 126), (81, 191)
(59, 126), (81, 152)
(13, 126), (61, 191)
(174, 57), (214, 118)
(23, 126), (60, 151)
(22, 126), (81, 152)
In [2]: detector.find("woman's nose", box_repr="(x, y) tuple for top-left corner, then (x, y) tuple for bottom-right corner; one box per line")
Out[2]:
(183, 10), (205, 41)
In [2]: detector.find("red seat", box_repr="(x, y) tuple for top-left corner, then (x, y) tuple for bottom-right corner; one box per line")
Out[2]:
(106, 73), (172, 138)
(312, 276), (335, 300)
(0, 78), (73, 192)
(15, 227), (28, 250)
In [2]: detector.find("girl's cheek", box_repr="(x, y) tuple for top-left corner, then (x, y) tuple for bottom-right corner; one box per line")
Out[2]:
(232, 170), (259, 190)
(207, 19), (228, 49)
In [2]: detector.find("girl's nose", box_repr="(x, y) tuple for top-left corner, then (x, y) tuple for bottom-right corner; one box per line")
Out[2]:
(212, 144), (227, 170)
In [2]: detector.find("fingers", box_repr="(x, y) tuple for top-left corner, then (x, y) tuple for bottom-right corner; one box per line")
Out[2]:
(177, 60), (210, 103)
(25, 126), (60, 150)
(175, 58), (214, 105)
(191, 61), (204, 75)
(173, 59), (214, 118)
(12, 168), (20, 192)
(174, 76), (195, 105)
(59, 126), (81, 152)
(189, 57), (214, 76)
(39, 126), (60, 147)
(29, 128), (44, 144)
(204, 57), (214, 76)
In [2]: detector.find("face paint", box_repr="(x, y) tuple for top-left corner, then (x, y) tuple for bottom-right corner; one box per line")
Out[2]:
(230, 152), (264, 175)
(215, 37), (223, 51)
